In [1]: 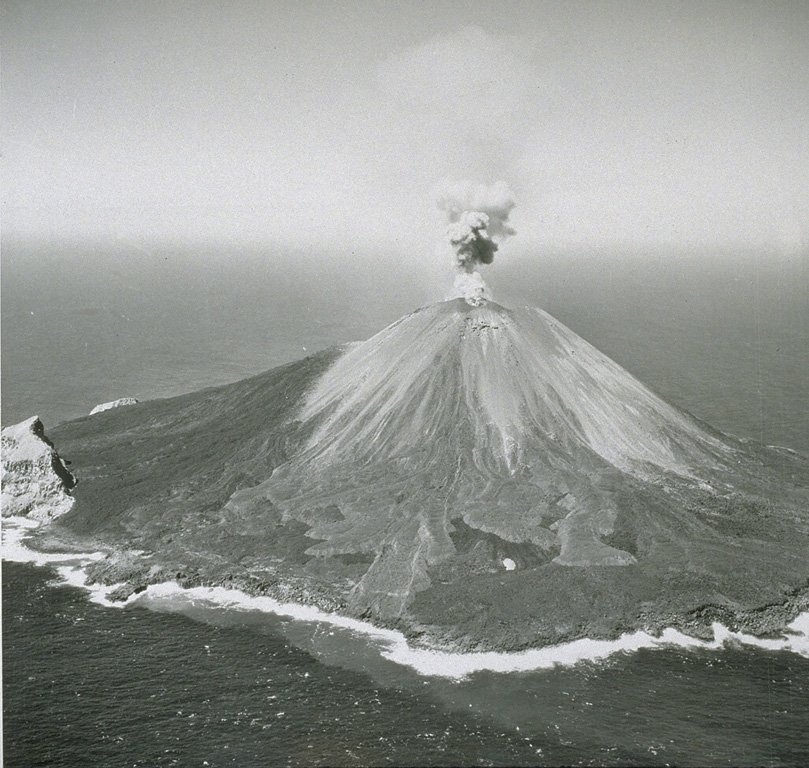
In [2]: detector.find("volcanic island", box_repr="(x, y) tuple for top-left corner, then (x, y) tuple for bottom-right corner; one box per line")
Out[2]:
(3, 294), (809, 653)
(4, 183), (809, 652)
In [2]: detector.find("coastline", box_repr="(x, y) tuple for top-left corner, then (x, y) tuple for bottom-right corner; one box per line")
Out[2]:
(6, 297), (807, 667)
(4, 516), (809, 680)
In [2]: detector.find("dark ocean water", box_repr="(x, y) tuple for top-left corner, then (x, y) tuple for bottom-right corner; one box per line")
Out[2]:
(5, 562), (809, 768)
(4, 561), (809, 767)
(3, 243), (809, 766)
(2, 562), (548, 767)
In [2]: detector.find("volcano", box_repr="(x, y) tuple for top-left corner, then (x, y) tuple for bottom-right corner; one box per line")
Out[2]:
(9, 298), (809, 650)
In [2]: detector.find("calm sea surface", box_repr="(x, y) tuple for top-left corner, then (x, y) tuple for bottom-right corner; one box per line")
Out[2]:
(3, 243), (809, 766)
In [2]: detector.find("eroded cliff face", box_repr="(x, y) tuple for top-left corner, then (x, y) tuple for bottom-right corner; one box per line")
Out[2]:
(1, 416), (77, 520)
(6, 300), (809, 650)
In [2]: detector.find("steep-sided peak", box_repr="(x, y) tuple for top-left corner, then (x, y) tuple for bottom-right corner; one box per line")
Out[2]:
(295, 299), (732, 479)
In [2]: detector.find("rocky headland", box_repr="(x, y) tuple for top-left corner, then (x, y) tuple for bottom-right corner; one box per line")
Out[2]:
(1, 416), (77, 520)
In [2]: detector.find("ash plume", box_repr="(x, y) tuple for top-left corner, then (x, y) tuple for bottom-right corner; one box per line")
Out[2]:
(435, 180), (516, 306)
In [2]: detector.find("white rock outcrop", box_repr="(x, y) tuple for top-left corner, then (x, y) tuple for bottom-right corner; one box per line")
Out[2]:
(90, 398), (138, 415)
(1, 416), (76, 520)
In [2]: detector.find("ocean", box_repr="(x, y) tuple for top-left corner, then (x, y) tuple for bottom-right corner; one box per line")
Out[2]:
(3, 242), (809, 766)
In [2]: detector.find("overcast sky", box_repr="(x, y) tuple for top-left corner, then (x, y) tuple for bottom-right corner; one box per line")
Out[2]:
(3, 0), (808, 262)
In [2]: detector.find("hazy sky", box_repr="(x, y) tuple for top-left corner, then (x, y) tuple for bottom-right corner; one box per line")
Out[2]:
(3, 0), (808, 261)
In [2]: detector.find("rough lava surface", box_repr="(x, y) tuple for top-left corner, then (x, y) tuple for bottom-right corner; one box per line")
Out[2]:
(6, 299), (809, 651)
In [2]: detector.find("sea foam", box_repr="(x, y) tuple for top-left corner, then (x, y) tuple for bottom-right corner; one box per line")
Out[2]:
(3, 516), (808, 680)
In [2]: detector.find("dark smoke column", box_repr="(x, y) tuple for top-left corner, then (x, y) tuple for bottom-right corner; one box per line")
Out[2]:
(435, 180), (516, 306)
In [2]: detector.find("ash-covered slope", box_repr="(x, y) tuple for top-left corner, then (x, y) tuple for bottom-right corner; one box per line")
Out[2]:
(23, 299), (809, 650)
(296, 299), (727, 477)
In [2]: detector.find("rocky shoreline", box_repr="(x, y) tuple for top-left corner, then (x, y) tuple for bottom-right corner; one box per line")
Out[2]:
(6, 501), (809, 657)
(57, 539), (809, 655)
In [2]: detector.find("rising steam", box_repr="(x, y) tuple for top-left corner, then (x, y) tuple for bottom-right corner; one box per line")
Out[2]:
(435, 180), (516, 306)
